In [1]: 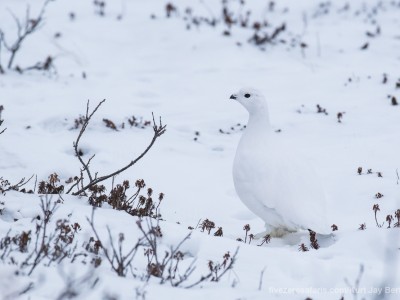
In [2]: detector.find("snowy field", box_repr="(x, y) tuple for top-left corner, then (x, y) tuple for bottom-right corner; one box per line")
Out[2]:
(0, 0), (399, 299)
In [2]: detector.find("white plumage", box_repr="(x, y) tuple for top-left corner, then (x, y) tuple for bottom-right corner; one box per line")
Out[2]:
(231, 88), (329, 237)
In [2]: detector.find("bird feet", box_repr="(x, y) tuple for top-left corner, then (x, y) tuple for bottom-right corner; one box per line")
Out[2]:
(255, 226), (296, 239)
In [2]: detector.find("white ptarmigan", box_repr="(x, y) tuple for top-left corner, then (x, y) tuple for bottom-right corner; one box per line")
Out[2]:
(231, 88), (329, 237)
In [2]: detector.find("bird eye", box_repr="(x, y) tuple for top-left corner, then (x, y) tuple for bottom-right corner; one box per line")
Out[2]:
(244, 93), (251, 98)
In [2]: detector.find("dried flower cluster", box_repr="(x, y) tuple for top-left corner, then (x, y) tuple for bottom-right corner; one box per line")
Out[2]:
(87, 179), (164, 219)
(0, 197), (81, 276)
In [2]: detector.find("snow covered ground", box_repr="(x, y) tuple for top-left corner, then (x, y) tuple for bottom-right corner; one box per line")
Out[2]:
(0, 0), (399, 299)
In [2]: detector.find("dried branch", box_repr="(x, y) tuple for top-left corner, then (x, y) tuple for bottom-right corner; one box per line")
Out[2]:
(68, 100), (166, 196)
(0, 175), (34, 194)
(21, 196), (59, 275)
(21, 55), (56, 74)
(0, 106), (6, 134)
(185, 247), (239, 289)
(258, 267), (266, 290)
(73, 100), (105, 185)
(1, 0), (55, 70)
(0, 32), (4, 74)
(258, 234), (271, 246)
(56, 268), (98, 300)
(344, 264), (364, 300)
(137, 218), (192, 284)
(65, 174), (83, 195)
(86, 208), (144, 277)
(0, 125), (5, 135)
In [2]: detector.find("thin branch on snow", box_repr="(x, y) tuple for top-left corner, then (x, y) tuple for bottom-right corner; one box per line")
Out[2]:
(21, 196), (59, 275)
(67, 100), (166, 196)
(136, 218), (193, 285)
(0, 32), (4, 74)
(0, 106), (6, 134)
(0, 0), (55, 71)
(185, 247), (239, 289)
(0, 175), (35, 194)
(55, 267), (98, 300)
(258, 267), (266, 291)
(344, 264), (364, 300)
(86, 208), (145, 277)
(73, 100), (105, 185)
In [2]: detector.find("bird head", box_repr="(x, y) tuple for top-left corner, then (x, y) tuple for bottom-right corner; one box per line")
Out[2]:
(230, 88), (268, 115)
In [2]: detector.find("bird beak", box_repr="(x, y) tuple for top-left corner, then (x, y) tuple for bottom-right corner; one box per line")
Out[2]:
(230, 94), (237, 100)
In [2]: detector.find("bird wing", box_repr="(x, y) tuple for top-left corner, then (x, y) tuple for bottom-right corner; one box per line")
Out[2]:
(233, 143), (329, 233)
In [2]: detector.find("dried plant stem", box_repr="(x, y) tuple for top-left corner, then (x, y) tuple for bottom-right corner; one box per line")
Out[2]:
(258, 267), (266, 291)
(1, 0), (54, 70)
(67, 100), (166, 196)
(185, 247), (239, 289)
(86, 208), (144, 277)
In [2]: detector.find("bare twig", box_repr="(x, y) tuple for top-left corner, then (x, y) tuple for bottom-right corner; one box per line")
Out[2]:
(185, 247), (239, 289)
(184, 270), (213, 289)
(1, 0), (55, 70)
(21, 196), (59, 275)
(13, 175), (35, 190)
(56, 267), (98, 300)
(0, 32), (4, 74)
(214, 247), (239, 280)
(18, 282), (34, 296)
(170, 258), (197, 287)
(68, 100), (166, 196)
(3, 282), (35, 299)
(0, 116), (6, 135)
(137, 217), (192, 284)
(86, 208), (144, 277)
(21, 55), (56, 74)
(345, 264), (364, 300)
(65, 176), (82, 194)
(33, 175), (38, 193)
(259, 267), (266, 290)
(0, 175), (35, 194)
(73, 100), (105, 185)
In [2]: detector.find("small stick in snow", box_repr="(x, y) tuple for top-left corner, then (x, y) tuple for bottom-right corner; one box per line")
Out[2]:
(66, 100), (166, 196)
(258, 267), (266, 291)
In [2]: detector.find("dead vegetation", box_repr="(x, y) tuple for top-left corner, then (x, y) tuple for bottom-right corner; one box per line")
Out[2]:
(356, 166), (383, 177)
(29, 99), (166, 220)
(0, 176), (35, 195)
(0, 196), (80, 276)
(219, 123), (246, 135)
(157, 1), (297, 52)
(0, 0), (399, 297)
(65, 100), (166, 197)
(308, 230), (320, 250)
(0, 90), (240, 296)
(73, 113), (152, 131)
(93, 0), (106, 17)
(371, 206), (400, 229)
(0, 196), (239, 296)
(87, 179), (164, 219)
(0, 0), (56, 75)
(0, 105), (6, 135)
